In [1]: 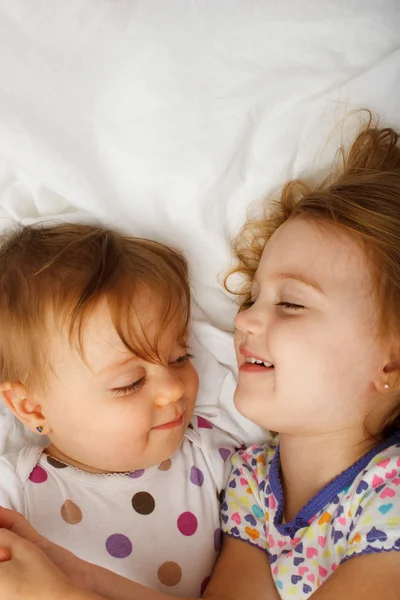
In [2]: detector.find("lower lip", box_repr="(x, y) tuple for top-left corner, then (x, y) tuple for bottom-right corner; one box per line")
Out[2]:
(152, 415), (184, 430)
(239, 363), (274, 373)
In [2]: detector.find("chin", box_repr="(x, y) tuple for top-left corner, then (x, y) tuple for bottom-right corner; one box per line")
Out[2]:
(233, 388), (273, 430)
(233, 388), (257, 420)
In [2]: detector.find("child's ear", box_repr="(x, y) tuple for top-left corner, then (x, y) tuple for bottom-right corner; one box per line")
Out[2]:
(383, 358), (400, 386)
(0, 382), (49, 435)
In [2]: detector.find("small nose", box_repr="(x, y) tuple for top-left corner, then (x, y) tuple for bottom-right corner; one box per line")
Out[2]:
(153, 370), (184, 407)
(235, 305), (265, 336)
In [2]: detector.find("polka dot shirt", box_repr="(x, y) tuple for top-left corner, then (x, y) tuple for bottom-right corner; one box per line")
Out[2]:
(221, 432), (400, 599)
(0, 417), (240, 597)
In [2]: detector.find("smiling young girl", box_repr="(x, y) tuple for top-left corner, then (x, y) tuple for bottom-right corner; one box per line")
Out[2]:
(0, 223), (242, 597)
(1, 116), (400, 600)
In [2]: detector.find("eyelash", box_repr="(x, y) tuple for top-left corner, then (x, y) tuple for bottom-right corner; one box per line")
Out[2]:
(110, 353), (194, 397)
(111, 377), (146, 397)
(277, 302), (305, 311)
(241, 300), (305, 311)
(173, 352), (194, 365)
(241, 301), (254, 310)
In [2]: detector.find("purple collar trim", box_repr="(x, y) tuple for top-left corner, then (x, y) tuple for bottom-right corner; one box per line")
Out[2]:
(269, 431), (400, 538)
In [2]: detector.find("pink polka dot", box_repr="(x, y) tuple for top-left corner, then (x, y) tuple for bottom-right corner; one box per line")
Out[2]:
(197, 416), (213, 429)
(105, 534), (133, 558)
(201, 576), (211, 595)
(177, 511), (198, 536)
(29, 465), (48, 483)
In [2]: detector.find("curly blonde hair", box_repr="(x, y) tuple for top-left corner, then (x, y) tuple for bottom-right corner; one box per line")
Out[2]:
(226, 114), (400, 439)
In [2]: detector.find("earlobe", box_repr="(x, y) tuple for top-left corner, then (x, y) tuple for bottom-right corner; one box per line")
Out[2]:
(379, 357), (400, 393)
(0, 381), (49, 434)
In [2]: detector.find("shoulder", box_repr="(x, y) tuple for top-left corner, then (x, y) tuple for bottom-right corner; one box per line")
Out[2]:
(220, 442), (276, 552)
(223, 442), (276, 509)
(0, 446), (41, 513)
(230, 441), (277, 482)
(351, 440), (400, 502)
(342, 440), (400, 560)
(0, 445), (43, 481)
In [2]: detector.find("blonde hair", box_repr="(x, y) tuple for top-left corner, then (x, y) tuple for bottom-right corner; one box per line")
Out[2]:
(226, 115), (400, 439)
(0, 223), (190, 390)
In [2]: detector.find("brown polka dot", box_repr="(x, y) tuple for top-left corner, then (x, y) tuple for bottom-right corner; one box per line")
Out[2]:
(61, 500), (83, 525)
(47, 456), (68, 469)
(158, 459), (172, 472)
(132, 491), (155, 515)
(157, 561), (182, 586)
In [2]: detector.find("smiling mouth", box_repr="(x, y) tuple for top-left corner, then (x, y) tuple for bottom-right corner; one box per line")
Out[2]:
(152, 415), (184, 430)
(244, 357), (273, 368)
(240, 356), (274, 373)
(239, 346), (273, 367)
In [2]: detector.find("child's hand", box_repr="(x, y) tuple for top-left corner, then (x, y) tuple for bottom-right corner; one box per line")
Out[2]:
(0, 507), (91, 589)
(0, 528), (74, 600)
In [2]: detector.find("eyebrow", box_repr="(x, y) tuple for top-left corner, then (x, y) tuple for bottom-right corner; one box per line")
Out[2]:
(94, 355), (138, 377)
(278, 273), (324, 294)
(97, 338), (190, 376)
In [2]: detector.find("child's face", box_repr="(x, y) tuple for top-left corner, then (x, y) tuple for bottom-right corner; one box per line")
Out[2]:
(234, 217), (387, 437)
(35, 297), (199, 473)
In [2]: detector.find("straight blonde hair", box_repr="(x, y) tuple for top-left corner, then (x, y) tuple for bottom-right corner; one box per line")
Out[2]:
(0, 223), (190, 390)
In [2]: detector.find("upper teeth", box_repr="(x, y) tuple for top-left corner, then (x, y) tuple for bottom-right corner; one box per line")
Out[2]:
(245, 357), (273, 367)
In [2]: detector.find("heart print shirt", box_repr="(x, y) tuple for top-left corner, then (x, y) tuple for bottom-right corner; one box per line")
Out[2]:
(221, 432), (400, 599)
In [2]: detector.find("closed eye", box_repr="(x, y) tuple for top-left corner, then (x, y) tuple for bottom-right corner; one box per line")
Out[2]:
(110, 377), (145, 397)
(240, 300), (255, 311)
(171, 353), (194, 366)
(277, 302), (305, 311)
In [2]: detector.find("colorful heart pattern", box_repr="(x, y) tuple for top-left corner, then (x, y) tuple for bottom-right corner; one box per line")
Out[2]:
(221, 440), (400, 599)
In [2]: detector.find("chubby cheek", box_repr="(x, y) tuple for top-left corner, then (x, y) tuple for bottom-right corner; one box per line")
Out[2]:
(234, 329), (242, 366)
(182, 365), (199, 413)
(90, 405), (152, 464)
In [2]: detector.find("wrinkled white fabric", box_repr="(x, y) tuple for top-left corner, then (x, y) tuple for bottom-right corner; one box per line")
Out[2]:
(0, 0), (399, 453)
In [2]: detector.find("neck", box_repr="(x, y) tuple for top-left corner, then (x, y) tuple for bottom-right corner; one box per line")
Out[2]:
(278, 428), (374, 522)
(44, 444), (117, 474)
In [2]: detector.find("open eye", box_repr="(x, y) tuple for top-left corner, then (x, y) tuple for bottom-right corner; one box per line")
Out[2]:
(277, 301), (305, 311)
(110, 377), (145, 397)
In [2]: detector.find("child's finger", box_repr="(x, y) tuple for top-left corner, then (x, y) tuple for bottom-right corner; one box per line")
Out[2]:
(0, 548), (11, 561)
(0, 507), (42, 543)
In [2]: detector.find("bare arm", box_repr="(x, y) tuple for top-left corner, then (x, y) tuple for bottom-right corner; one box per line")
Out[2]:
(204, 536), (279, 600)
(310, 551), (400, 600)
(86, 536), (278, 600)
(66, 548), (400, 600)
(0, 508), (279, 600)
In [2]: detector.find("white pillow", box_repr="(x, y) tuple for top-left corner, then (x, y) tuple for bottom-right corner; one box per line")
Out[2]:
(0, 0), (399, 451)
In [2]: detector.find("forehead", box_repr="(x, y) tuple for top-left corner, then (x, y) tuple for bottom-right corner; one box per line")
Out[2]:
(51, 293), (187, 375)
(85, 297), (186, 363)
(257, 217), (372, 295)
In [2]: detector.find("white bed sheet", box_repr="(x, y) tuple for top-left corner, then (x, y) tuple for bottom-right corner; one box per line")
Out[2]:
(0, 0), (399, 454)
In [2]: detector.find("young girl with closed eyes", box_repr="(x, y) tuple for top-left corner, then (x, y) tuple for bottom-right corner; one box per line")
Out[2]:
(2, 116), (400, 600)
